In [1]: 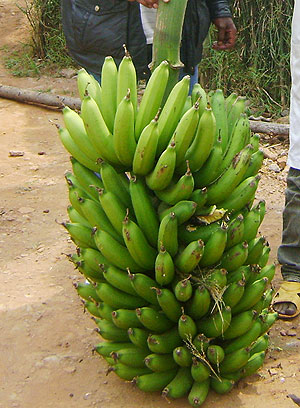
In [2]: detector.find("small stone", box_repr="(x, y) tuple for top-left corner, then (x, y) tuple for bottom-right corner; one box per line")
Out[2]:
(60, 68), (77, 79)
(277, 157), (287, 169)
(38, 151), (46, 155)
(64, 366), (76, 374)
(9, 150), (24, 157)
(43, 209), (50, 214)
(83, 392), (92, 400)
(268, 163), (281, 173)
(18, 207), (35, 214)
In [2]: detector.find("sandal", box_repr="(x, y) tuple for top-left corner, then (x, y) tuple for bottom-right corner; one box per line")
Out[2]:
(272, 281), (300, 319)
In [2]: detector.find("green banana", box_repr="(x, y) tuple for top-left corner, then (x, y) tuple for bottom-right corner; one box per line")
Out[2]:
(79, 247), (109, 274)
(199, 223), (228, 267)
(162, 366), (194, 399)
(113, 91), (136, 167)
(133, 369), (178, 392)
(218, 175), (260, 213)
(134, 60), (170, 140)
(80, 95), (120, 165)
(62, 222), (97, 249)
(240, 351), (266, 379)
(173, 103), (200, 167)
(227, 96), (247, 139)
(174, 278), (193, 302)
(257, 199), (266, 223)
(116, 53), (137, 114)
(206, 344), (225, 365)
(219, 347), (250, 375)
(94, 341), (137, 357)
(243, 149), (264, 179)
(219, 113), (250, 175)
(146, 141), (176, 191)
(242, 202), (262, 242)
(154, 165), (194, 205)
(206, 144), (253, 205)
(210, 377), (235, 394)
(122, 213), (157, 270)
(222, 310), (257, 340)
(156, 75), (190, 154)
(99, 161), (131, 209)
(245, 236), (266, 265)
(226, 214), (244, 249)
(71, 157), (103, 200)
(223, 319), (262, 354)
(102, 264), (137, 296)
(258, 246), (271, 268)
(97, 302), (114, 321)
(159, 200), (197, 225)
(111, 347), (149, 368)
(205, 268), (228, 289)
(129, 176), (159, 247)
(132, 117), (159, 176)
(181, 95), (193, 116)
(249, 133), (260, 152)
(77, 67), (102, 108)
(193, 334), (210, 353)
(155, 288), (182, 322)
(129, 273), (159, 306)
(250, 333), (269, 356)
(210, 88), (228, 149)
(223, 279), (245, 308)
(58, 127), (99, 172)
(185, 285), (211, 320)
(188, 379), (210, 408)
(144, 353), (177, 372)
(180, 106), (216, 173)
(96, 282), (147, 310)
(197, 306), (232, 338)
(100, 56), (118, 133)
(83, 300), (103, 318)
(247, 264), (275, 286)
(67, 205), (91, 227)
(259, 311), (278, 335)
(110, 363), (151, 381)
(226, 265), (252, 285)
(178, 220), (220, 245)
(173, 346), (193, 367)
(231, 277), (269, 315)
(194, 364), (215, 388)
(93, 228), (142, 272)
(191, 82), (207, 116)
(155, 246), (175, 286)
(147, 327), (182, 354)
(136, 307), (174, 333)
(190, 187), (208, 211)
(78, 196), (124, 244)
(128, 327), (150, 349)
(178, 313), (197, 340)
(219, 241), (249, 272)
(76, 260), (104, 283)
(111, 309), (143, 330)
(74, 282), (101, 303)
(62, 106), (101, 163)
(225, 91), (238, 113)
(157, 212), (178, 257)
(175, 239), (204, 274)
(94, 318), (130, 342)
(193, 137), (223, 188)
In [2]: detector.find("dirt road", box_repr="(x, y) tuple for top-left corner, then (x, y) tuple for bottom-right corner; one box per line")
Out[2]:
(0, 1), (299, 407)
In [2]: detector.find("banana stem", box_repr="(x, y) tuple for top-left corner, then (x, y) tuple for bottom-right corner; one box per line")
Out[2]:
(151, 0), (188, 93)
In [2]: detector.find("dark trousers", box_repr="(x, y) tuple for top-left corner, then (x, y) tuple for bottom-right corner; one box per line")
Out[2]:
(277, 167), (300, 282)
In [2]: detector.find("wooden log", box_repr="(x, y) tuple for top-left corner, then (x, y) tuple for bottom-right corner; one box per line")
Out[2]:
(0, 84), (290, 136)
(0, 84), (81, 110)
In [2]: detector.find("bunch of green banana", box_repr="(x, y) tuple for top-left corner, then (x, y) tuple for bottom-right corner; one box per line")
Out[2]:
(58, 56), (277, 408)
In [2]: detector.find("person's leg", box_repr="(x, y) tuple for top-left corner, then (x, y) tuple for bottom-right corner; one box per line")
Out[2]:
(274, 167), (300, 316)
(179, 65), (199, 95)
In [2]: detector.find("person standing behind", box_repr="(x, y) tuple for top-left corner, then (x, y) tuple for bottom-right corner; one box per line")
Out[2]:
(272, 0), (300, 319)
(61, 0), (236, 84)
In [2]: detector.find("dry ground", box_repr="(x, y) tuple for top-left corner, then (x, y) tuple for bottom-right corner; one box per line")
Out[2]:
(0, 1), (299, 407)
